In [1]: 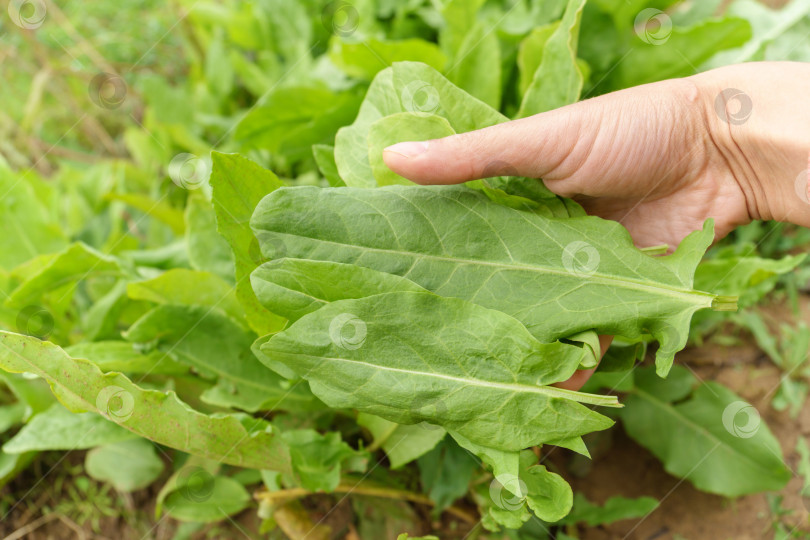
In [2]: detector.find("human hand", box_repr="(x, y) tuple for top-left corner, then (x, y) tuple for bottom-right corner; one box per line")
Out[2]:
(383, 61), (810, 251)
(382, 61), (810, 389)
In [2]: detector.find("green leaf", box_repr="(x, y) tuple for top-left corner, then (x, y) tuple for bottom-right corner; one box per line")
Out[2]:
(127, 268), (245, 324)
(329, 38), (446, 80)
(598, 340), (645, 373)
(694, 247), (804, 308)
(234, 87), (362, 161)
(283, 429), (365, 492)
(334, 63), (506, 188)
(0, 402), (26, 434)
(252, 185), (720, 375)
(523, 462), (572, 523)
(185, 195), (236, 283)
(518, 0), (586, 117)
(470, 175), (585, 218)
(772, 377), (807, 419)
(367, 113), (456, 186)
(121, 242), (188, 270)
(438, 0), (486, 57)
(251, 258), (426, 323)
(125, 304), (317, 413)
(106, 193), (185, 236)
(0, 372), (54, 417)
(592, 0), (679, 31)
(204, 28), (234, 99)
(438, 0), (502, 108)
(140, 76), (194, 125)
(448, 431), (520, 494)
(261, 0), (315, 67)
(209, 152), (286, 335)
(758, 3), (810, 63)
(85, 438), (165, 492)
(64, 341), (188, 375)
(0, 332), (292, 473)
(154, 456), (219, 518)
(0, 451), (36, 489)
(358, 413), (445, 469)
(312, 144), (345, 187)
(558, 493), (658, 526)
(163, 474), (251, 523)
(250, 333), (296, 380)
(262, 291), (615, 451)
(704, 0), (810, 66)
(356, 498), (421, 540)
(797, 436), (810, 496)
(621, 366), (791, 496)
(3, 403), (135, 453)
(417, 437), (479, 512)
(81, 280), (129, 342)
(0, 166), (67, 271)
(445, 22), (502, 109)
(616, 17), (752, 88)
(477, 450), (573, 529)
(5, 243), (123, 309)
(517, 23), (558, 96)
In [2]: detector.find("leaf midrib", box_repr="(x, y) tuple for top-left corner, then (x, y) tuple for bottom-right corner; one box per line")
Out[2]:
(273, 350), (621, 407)
(633, 388), (780, 477)
(261, 231), (716, 306)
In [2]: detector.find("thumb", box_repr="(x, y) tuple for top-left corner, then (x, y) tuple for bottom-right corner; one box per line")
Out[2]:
(382, 104), (595, 186)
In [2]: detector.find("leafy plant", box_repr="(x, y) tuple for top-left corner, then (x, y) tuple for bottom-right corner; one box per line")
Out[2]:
(1, 0), (807, 537)
(620, 366), (790, 496)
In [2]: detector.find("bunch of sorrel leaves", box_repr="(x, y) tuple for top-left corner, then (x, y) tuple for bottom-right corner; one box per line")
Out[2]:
(241, 55), (760, 526)
(1, 0), (808, 536)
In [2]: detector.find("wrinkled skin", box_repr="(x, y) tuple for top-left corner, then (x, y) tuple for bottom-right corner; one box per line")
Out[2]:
(383, 62), (810, 390)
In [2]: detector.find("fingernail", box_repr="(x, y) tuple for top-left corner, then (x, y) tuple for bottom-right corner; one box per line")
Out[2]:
(384, 140), (430, 159)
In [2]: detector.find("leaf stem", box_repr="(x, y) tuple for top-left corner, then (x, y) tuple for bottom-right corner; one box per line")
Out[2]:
(711, 295), (738, 312)
(640, 244), (669, 256)
(254, 479), (478, 523)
